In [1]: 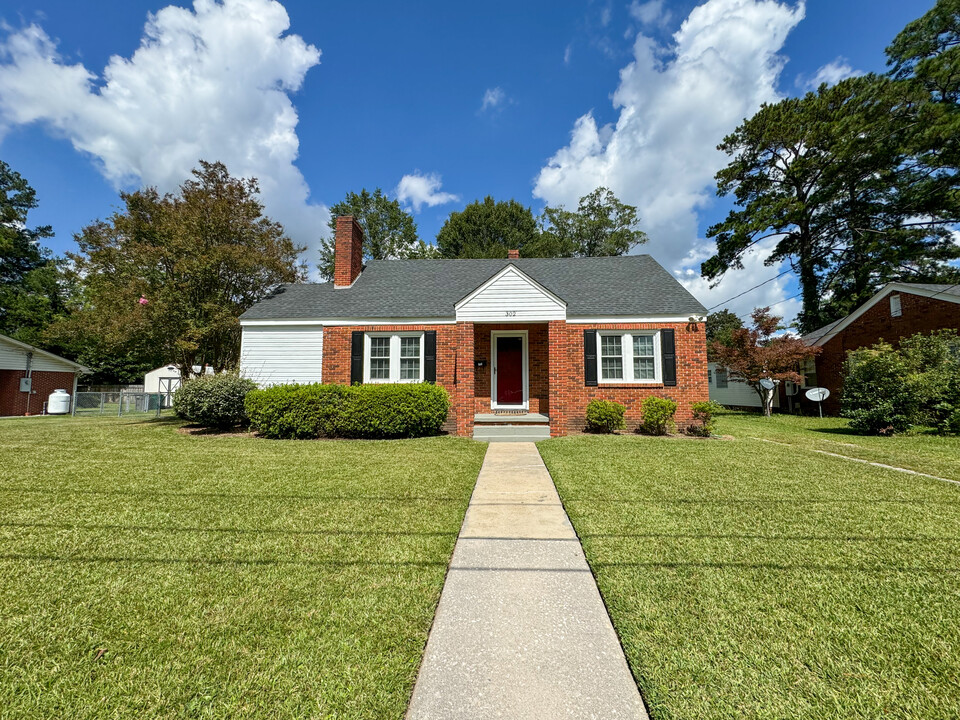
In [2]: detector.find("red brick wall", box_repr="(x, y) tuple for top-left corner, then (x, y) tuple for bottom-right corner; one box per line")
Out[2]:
(550, 321), (709, 435)
(321, 324), (460, 433)
(0, 370), (77, 416)
(472, 324), (549, 415)
(815, 291), (960, 414)
(321, 319), (708, 437)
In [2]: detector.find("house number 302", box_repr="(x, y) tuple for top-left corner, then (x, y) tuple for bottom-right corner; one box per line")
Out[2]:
(505, 311), (517, 317)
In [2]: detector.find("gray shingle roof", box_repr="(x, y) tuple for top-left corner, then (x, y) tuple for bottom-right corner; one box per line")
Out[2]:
(240, 256), (707, 320)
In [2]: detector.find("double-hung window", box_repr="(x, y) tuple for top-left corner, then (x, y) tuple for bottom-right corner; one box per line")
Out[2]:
(598, 331), (661, 383)
(364, 333), (424, 383)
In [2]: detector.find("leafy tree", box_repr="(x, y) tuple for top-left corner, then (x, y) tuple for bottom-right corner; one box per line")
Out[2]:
(436, 197), (541, 258)
(49, 161), (304, 381)
(702, 73), (960, 333)
(539, 187), (648, 257)
(317, 188), (434, 279)
(705, 309), (743, 356)
(711, 307), (820, 416)
(0, 160), (65, 343)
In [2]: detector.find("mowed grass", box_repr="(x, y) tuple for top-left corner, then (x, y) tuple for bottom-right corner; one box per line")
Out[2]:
(0, 417), (486, 719)
(719, 410), (960, 482)
(538, 417), (960, 720)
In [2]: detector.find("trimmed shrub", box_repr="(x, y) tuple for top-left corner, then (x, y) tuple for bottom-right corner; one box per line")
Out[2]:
(245, 382), (450, 439)
(173, 372), (257, 429)
(687, 400), (723, 437)
(585, 399), (626, 433)
(640, 396), (677, 436)
(245, 384), (349, 439)
(841, 344), (918, 434)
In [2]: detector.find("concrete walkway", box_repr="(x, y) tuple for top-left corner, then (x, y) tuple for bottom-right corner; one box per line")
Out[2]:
(407, 442), (647, 719)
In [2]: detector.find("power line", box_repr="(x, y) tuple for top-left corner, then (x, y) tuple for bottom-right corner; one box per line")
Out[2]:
(707, 269), (792, 311)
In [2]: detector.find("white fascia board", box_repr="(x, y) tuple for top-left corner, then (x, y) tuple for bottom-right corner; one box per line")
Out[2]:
(454, 264), (568, 310)
(240, 318), (456, 327)
(0, 333), (91, 373)
(566, 315), (699, 324)
(808, 282), (960, 347)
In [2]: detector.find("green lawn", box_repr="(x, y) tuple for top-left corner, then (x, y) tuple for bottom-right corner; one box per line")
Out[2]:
(539, 414), (960, 720)
(0, 417), (486, 719)
(718, 410), (960, 482)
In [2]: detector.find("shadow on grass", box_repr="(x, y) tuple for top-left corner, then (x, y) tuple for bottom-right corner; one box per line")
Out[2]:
(0, 521), (456, 537)
(0, 487), (463, 502)
(0, 553), (448, 568)
(591, 560), (960, 574)
(561, 497), (957, 506)
(581, 531), (960, 542)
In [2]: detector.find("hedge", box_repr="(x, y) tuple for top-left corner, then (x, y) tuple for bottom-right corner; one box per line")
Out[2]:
(173, 373), (257, 429)
(245, 383), (450, 439)
(585, 399), (626, 433)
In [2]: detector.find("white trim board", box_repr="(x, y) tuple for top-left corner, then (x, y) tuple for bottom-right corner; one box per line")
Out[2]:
(567, 315), (699, 324)
(240, 318), (456, 327)
(806, 282), (960, 347)
(455, 265), (567, 322)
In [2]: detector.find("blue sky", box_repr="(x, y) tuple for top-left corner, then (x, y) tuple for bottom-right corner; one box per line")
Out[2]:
(0, 0), (934, 320)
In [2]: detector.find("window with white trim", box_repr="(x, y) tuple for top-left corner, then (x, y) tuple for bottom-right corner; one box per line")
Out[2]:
(364, 333), (424, 383)
(598, 331), (661, 383)
(890, 294), (902, 317)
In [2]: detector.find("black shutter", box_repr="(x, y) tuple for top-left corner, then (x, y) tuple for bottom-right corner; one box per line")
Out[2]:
(424, 331), (437, 383)
(661, 328), (677, 387)
(350, 331), (364, 385)
(584, 329), (598, 386)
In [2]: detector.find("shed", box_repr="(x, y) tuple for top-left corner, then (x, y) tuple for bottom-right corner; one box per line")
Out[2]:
(0, 333), (90, 416)
(144, 364), (214, 406)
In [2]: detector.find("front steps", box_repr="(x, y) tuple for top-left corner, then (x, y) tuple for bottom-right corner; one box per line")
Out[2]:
(472, 413), (551, 442)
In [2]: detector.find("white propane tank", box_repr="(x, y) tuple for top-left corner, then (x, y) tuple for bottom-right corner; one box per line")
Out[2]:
(47, 389), (71, 415)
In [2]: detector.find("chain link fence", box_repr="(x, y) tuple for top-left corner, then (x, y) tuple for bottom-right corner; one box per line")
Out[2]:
(72, 392), (173, 418)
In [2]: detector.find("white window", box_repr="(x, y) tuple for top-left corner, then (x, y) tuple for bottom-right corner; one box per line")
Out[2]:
(715, 368), (728, 389)
(890, 294), (902, 317)
(364, 333), (424, 383)
(598, 331), (661, 383)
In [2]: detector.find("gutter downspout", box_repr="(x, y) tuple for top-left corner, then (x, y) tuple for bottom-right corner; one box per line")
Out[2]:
(71, 372), (79, 416)
(24, 352), (33, 416)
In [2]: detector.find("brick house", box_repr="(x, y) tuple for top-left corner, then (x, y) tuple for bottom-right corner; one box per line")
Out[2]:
(802, 283), (960, 415)
(0, 333), (90, 416)
(239, 216), (709, 439)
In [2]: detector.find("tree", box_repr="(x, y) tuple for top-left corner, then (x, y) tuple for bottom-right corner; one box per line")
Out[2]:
(539, 187), (648, 257)
(0, 160), (65, 343)
(317, 188), (433, 279)
(705, 309), (743, 359)
(711, 307), (820, 416)
(50, 161), (304, 381)
(436, 197), (541, 258)
(702, 73), (960, 333)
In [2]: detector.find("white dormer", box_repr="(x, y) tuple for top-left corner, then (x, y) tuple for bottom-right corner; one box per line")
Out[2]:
(455, 265), (567, 322)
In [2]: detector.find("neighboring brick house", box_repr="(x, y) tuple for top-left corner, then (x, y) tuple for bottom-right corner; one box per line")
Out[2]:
(802, 283), (960, 415)
(239, 216), (708, 439)
(0, 333), (90, 416)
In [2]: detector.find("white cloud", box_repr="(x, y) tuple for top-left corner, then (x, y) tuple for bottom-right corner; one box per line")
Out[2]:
(564, 43), (573, 66)
(395, 171), (459, 213)
(534, 0), (806, 322)
(480, 86), (506, 112)
(0, 0), (327, 268)
(599, 4), (613, 27)
(798, 57), (863, 91)
(629, 0), (672, 27)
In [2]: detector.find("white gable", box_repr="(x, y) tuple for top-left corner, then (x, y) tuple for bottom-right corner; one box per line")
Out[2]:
(455, 265), (566, 322)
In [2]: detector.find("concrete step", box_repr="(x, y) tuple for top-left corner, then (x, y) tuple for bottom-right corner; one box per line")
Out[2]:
(474, 412), (550, 425)
(473, 424), (552, 442)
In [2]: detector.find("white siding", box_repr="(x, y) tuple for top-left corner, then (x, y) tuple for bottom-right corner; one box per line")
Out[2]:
(0, 338), (77, 373)
(707, 362), (780, 409)
(240, 326), (324, 386)
(456, 267), (566, 322)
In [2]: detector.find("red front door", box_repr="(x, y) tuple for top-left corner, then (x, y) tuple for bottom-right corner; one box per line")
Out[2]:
(495, 336), (524, 406)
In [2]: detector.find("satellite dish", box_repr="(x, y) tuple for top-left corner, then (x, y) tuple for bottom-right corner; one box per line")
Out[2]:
(759, 378), (776, 390)
(805, 387), (830, 402)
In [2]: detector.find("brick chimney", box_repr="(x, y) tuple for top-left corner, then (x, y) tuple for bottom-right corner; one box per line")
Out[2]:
(334, 215), (364, 287)
(507, 249), (520, 259)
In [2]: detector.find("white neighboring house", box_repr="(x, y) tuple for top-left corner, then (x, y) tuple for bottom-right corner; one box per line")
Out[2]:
(144, 364), (215, 407)
(707, 362), (781, 410)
